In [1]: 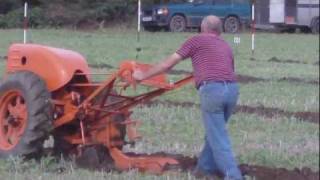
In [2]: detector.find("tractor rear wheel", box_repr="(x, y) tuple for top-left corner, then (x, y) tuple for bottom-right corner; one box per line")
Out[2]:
(0, 71), (52, 158)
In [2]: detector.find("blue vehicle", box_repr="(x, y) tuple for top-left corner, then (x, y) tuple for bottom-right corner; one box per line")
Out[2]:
(141, 0), (251, 33)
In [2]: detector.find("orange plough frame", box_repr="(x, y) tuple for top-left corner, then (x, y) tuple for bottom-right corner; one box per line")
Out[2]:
(59, 61), (193, 174)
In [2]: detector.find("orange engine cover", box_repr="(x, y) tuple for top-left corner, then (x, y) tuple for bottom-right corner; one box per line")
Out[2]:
(6, 43), (91, 91)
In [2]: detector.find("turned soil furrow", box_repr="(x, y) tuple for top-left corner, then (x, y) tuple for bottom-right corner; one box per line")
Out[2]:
(250, 57), (319, 66)
(143, 100), (319, 124)
(74, 149), (319, 180)
(89, 63), (319, 85)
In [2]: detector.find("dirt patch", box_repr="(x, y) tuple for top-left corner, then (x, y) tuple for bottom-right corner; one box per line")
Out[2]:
(268, 57), (308, 65)
(251, 57), (319, 66)
(238, 74), (318, 85)
(236, 105), (319, 124)
(74, 147), (319, 180)
(239, 164), (319, 180)
(278, 77), (319, 85)
(237, 74), (266, 83)
(250, 57), (257, 61)
(144, 100), (319, 124)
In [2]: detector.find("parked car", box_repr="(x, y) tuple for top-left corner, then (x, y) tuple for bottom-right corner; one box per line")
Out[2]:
(141, 0), (251, 33)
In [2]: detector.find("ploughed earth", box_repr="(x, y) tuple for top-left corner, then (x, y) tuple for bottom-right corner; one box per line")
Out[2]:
(73, 146), (319, 180)
(250, 57), (320, 66)
(145, 100), (319, 124)
(89, 63), (319, 85)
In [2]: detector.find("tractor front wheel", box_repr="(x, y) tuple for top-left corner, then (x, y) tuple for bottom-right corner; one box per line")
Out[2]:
(0, 71), (52, 158)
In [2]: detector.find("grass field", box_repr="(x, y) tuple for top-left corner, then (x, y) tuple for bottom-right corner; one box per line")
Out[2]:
(0, 28), (319, 180)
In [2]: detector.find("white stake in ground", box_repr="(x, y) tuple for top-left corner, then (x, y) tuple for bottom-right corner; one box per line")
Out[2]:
(251, 0), (255, 55)
(23, 2), (28, 44)
(233, 35), (241, 55)
(136, 0), (142, 59)
(138, 0), (141, 33)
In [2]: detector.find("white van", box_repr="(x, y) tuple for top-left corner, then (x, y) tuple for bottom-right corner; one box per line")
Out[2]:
(269, 0), (319, 33)
(255, 0), (319, 33)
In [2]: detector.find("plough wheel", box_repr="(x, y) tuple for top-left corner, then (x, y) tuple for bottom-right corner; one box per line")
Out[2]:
(0, 71), (52, 158)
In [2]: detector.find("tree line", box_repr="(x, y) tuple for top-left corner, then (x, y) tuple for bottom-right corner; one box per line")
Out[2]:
(0, 0), (184, 28)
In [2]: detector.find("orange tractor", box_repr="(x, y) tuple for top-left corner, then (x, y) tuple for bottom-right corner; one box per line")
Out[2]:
(0, 43), (193, 174)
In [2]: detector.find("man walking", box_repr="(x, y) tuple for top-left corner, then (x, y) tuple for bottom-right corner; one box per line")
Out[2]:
(133, 15), (242, 180)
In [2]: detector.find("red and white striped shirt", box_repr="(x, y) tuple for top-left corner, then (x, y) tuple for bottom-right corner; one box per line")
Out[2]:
(176, 33), (236, 87)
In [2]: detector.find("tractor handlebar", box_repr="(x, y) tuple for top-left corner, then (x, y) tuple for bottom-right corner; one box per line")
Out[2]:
(119, 60), (191, 90)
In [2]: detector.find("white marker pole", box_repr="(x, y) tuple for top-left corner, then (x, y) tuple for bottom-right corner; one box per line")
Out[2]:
(136, 0), (142, 59)
(138, 0), (141, 33)
(251, 0), (255, 55)
(23, 2), (28, 44)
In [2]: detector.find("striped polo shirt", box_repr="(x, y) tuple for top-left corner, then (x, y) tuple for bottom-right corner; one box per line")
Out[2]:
(176, 33), (236, 88)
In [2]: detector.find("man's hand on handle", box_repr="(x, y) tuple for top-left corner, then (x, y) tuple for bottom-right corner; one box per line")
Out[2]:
(132, 53), (183, 81)
(132, 69), (145, 82)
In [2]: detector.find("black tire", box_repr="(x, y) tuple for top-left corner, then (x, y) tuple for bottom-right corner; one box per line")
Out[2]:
(169, 15), (186, 32)
(224, 16), (240, 33)
(143, 26), (159, 32)
(311, 17), (319, 34)
(300, 26), (311, 33)
(0, 71), (52, 158)
(281, 28), (296, 33)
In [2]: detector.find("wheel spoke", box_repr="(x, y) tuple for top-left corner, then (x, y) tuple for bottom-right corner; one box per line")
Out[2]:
(17, 104), (27, 120)
(7, 95), (26, 120)
(3, 117), (10, 127)
(16, 96), (22, 106)
(7, 103), (16, 115)
(16, 96), (25, 110)
(4, 126), (14, 144)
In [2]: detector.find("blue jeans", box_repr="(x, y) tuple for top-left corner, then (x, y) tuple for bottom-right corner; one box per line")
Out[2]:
(196, 82), (242, 180)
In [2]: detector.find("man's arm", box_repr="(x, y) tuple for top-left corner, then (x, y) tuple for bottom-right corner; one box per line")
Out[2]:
(133, 53), (184, 81)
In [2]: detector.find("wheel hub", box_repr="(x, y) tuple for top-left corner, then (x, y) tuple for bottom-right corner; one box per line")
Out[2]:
(0, 91), (27, 150)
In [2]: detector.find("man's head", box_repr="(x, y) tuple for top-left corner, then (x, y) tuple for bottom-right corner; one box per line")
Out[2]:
(201, 15), (223, 35)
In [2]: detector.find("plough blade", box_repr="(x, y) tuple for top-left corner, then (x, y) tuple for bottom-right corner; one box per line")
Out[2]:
(110, 148), (180, 174)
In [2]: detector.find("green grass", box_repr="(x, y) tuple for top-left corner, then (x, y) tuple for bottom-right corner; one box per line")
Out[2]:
(0, 28), (319, 179)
